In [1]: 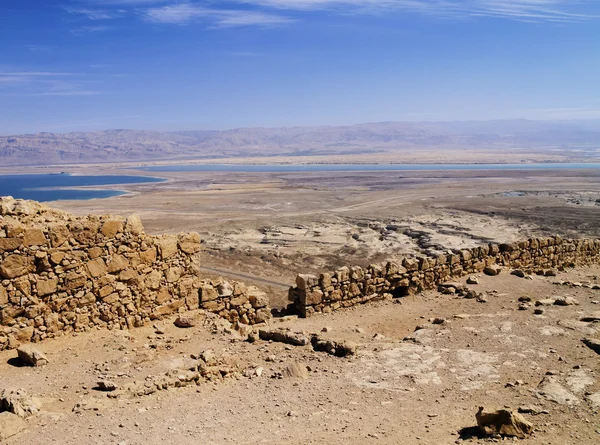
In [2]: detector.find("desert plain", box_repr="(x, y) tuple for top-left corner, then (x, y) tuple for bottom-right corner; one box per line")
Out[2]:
(2, 155), (600, 444)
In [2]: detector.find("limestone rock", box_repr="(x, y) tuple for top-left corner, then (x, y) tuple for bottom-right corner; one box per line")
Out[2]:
(0, 412), (27, 441)
(17, 345), (49, 366)
(96, 380), (117, 392)
(476, 407), (533, 439)
(483, 265), (501, 276)
(178, 232), (201, 254)
(125, 214), (144, 235)
(466, 276), (479, 285)
(553, 296), (579, 306)
(282, 362), (309, 379)
(36, 278), (58, 297)
(0, 388), (42, 418)
(259, 328), (310, 346)
(0, 254), (34, 279)
(0, 285), (8, 306)
(100, 219), (123, 238)
(174, 315), (197, 328)
(582, 338), (600, 355)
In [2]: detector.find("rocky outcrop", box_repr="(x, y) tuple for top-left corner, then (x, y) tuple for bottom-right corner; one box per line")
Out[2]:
(290, 236), (600, 317)
(0, 198), (271, 351)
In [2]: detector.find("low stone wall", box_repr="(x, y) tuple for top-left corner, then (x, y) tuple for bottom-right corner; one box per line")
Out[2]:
(289, 236), (600, 317)
(0, 198), (270, 351)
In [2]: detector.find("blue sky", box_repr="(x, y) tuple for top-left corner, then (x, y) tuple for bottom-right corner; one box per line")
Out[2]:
(1, 1), (599, 134)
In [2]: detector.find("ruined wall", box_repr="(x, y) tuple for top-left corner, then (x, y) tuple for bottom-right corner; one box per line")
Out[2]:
(0, 198), (270, 351)
(289, 236), (600, 317)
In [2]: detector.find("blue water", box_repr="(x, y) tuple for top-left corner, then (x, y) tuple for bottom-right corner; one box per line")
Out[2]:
(138, 162), (600, 173)
(0, 174), (163, 202)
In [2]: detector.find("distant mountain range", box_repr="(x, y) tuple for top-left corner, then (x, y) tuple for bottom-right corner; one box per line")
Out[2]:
(1, 119), (600, 166)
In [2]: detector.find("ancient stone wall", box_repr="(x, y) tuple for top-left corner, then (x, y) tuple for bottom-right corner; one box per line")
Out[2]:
(0, 198), (270, 351)
(289, 236), (600, 317)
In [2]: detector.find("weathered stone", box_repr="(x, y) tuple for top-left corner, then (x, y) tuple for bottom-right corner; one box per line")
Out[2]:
(140, 247), (157, 264)
(36, 278), (58, 296)
(47, 224), (70, 247)
(249, 288), (269, 308)
(96, 380), (117, 392)
(88, 246), (104, 259)
(200, 284), (218, 302)
(582, 338), (600, 355)
(64, 271), (86, 290)
(23, 228), (47, 247)
(0, 238), (22, 253)
(156, 236), (178, 260)
(165, 267), (182, 283)
(476, 407), (533, 439)
(0, 255), (34, 279)
(86, 258), (107, 278)
(174, 315), (197, 328)
(107, 255), (129, 273)
(282, 362), (309, 379)
(259, 328), (309, 346)
(0, 412), (27, 440)
(178, 232), (201, 254)
(0, 388), (42, 418)
(100, 219), (123, 238)
(483, 265), (501, 276)
(0, 285), (7, 306)
(296, 274), (318, 291)
(125, 214), (144, 235)
(17, 345), (49, 366)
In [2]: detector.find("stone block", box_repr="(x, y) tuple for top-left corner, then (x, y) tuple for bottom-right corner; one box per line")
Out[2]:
(156, 236), (178, 260)
(0, 254), (34, 279)
(178, 232), (201, 254)
(37, 278), (58, 296)
(86, 258), (107, 278)
(296, 274), (318, 290)
(107, 255), (129, 273)
(0, 238), (22, 253)
(100, 219), (123, 238)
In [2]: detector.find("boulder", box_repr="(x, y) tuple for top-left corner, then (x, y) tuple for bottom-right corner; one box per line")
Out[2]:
(178, 232), (201, 254)
(582, 338), (600, 355)
(156, 236), (178, 260)
(0, 238), (22, 253)
(22, 228), (47, 247)
(259, 328), (310, 346)
(17, 345), (49, 366)
(476, 407), (533, 439)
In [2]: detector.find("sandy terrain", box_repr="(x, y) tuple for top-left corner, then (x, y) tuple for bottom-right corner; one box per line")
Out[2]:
(2, 161), (600, 444)
(2, 266), (600, 444)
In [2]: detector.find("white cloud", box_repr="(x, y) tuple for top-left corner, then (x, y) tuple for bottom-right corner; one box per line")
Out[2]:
(143, 4), (294, 27)
(237, 0), (597, 22)
(0, 72), (103, 96)
(65, 7), (124, 20)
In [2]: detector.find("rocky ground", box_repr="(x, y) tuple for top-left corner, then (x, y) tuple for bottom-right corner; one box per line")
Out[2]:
(2, 264), (600, 444)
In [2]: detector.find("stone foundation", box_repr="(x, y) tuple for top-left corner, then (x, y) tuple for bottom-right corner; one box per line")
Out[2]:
(289, 236), (600, 317)
(0, 198), (270, 351)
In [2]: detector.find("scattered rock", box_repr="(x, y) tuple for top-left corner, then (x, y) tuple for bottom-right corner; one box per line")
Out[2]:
(258, 328), (310, 346)
(17, 345), (49, 366)
(535, 298), (555, 306)
(580, 312), (600, 322)
(511, 269), (526, 278)
(0, 412), (27, 440)
(466, 276), (479, 285)
(311, 335), (357, 357)
(537, 375), (579, 406)
(96, 380), (118, 392)
(0, 388), (42, 418)
(554, 296), (579, 306)
(174, 316), (197, 328)
(282, 362), (309, 379)
(476, 407), (533, 439)
(582, 338), (600, 355)
(483, 266), (501, 276)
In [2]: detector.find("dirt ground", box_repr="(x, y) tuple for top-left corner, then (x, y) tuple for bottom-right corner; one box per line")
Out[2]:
(2, 163), (600, 444)
(2, 266), (600, 444)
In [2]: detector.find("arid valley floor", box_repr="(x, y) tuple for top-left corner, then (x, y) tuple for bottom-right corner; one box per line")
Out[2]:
(2, 161), (600, 444)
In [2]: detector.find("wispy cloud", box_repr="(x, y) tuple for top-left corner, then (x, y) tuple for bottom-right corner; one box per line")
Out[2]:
(238, 0), (598, 23)
(143, 4), (294, 27)
(65, 7), (124, 20)
(0, 72), (104, 96)
(71, 25), (112, 35)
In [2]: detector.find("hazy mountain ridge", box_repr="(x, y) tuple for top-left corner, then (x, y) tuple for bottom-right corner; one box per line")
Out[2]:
(1, 120), (600, 166)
